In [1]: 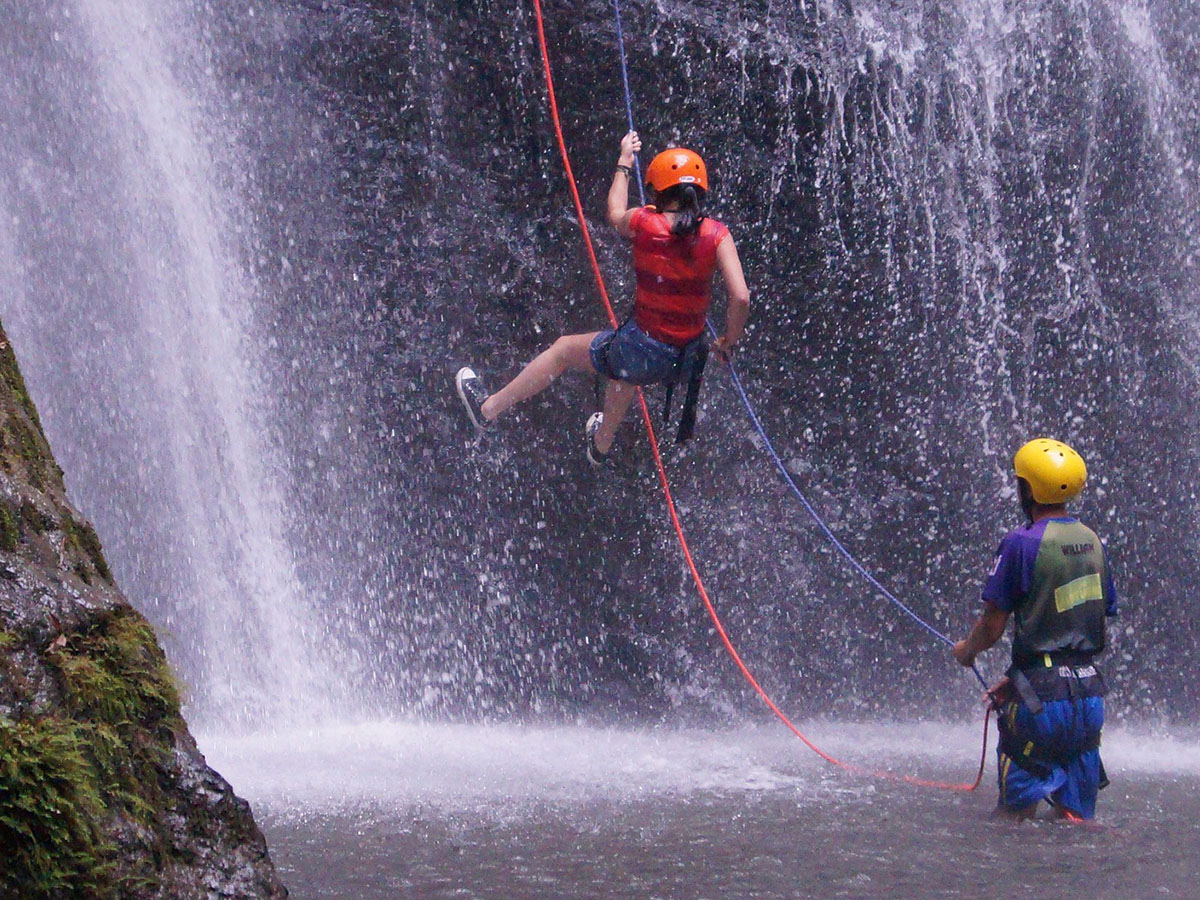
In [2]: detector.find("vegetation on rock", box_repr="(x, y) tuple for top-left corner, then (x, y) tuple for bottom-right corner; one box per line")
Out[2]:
(1, 608), (186, 899)
(0, 315), (286, 898)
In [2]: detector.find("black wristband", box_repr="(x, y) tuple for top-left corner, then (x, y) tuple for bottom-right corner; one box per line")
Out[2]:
(616, 164), (633, 176)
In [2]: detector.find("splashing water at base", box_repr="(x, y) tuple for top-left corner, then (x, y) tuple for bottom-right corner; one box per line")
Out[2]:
(202, 720), (1200, 899)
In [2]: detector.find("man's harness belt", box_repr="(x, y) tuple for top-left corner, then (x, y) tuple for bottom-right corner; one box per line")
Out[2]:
(998, 653), (1107, 777)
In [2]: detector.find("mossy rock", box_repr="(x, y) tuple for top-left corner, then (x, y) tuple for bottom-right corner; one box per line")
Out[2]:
(4, 413), (53, 492)
(0, 608), (184, 899)
(48, 609), (181, 730)
(19, 500), (55, 536)
(0, 322), (64, 496)
(0, 317), (285, 897)
(62, 512), (113, 583)
(0, 330), (45, 438)
(0, 502), (19, 553)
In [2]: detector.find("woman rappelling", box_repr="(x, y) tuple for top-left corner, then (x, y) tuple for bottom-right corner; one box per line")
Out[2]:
(455, 130), (751, 465)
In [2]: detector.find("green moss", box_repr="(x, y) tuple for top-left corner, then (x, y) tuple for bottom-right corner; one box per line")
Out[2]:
(8, 414), (49, 491)
(0, 715), (119, 899)
(19, 500), (54, 535)
(0, 502), (18, 552)
(80, 523), (112, 582)
(0, 609), (183, 898)
(50, 611), (181, 728)
(62, 513), (113, 583)
(0, 325), (45, 437)
(0, 630), (30, 707)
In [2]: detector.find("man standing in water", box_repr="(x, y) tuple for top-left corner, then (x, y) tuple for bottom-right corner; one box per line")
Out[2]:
(953, 439), (1118, 821)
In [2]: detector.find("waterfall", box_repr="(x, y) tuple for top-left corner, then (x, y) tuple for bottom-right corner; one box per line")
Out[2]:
(2, 0), (1198, 726)
(0, 0), (334, 727)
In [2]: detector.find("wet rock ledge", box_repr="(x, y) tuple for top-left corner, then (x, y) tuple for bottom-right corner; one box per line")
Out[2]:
(0, 318), (287, 899)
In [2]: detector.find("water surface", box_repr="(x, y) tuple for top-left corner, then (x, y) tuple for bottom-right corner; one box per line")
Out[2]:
(204, 720), (1199, 899)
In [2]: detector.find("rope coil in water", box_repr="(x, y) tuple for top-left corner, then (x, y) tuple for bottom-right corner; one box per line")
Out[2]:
(530, 0), (987, 793)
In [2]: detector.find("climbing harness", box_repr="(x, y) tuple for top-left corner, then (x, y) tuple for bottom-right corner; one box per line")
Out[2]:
(661, 336), (707, 444)
(531, 0), (989, 792)
(592, 322), (708, 444)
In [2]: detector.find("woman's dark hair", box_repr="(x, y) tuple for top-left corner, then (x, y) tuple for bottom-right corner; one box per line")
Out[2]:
(656, 184), (705, 238)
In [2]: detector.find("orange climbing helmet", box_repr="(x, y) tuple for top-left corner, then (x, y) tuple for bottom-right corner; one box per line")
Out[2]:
(645, 148), (709, 194)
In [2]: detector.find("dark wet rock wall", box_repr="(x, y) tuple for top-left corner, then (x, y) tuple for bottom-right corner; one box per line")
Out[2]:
(202, 0), (1196, 721)
(4, 0), (1198, 727)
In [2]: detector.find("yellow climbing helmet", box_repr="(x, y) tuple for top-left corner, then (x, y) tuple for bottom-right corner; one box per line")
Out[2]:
(1013, 438), (1087, 504)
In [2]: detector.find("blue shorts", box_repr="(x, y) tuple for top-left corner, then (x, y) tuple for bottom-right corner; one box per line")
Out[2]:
(996, 696), (1106, 819)
(589, 319), (686, 386)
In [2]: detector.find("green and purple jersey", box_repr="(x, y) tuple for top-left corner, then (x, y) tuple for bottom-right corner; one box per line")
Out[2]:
(982, 516), (1117, 667)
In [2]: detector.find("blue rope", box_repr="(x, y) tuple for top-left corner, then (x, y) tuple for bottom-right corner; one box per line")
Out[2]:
(612, 0), (646, 205)
(609, 0), (988, 692)
(707, 324), (989, 689)
(705, 328), (955, 647)
(709, 352), (993, 694)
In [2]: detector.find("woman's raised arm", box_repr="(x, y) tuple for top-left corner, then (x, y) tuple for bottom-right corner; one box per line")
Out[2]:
(607, 130), (642, 237)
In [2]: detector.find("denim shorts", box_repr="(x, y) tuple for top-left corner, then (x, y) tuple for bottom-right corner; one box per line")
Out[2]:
(589, 319), (685, 386)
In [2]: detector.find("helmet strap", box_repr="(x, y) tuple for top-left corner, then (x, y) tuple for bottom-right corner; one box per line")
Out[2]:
(1017, 477), (1069, 525)
(1017, 478), (1037, 525)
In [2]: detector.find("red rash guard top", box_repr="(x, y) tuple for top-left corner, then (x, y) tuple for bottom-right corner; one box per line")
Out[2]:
(629, 206), (729, 346)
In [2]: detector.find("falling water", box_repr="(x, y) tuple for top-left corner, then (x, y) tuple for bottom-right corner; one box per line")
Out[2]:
(0, 0), (333, 726)
(3, 0), (1200, 726)
(4, 1), (1200, 895)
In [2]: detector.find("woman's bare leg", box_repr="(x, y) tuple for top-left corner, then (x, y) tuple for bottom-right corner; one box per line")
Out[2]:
(594, 378), (637, 453)
(481, 332), (600, 420)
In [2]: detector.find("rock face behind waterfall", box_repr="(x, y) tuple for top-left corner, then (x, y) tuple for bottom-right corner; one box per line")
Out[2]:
(0, 320), (286, 899)
(228, 0), (1193, 721)
(3, 0), (1198, 732)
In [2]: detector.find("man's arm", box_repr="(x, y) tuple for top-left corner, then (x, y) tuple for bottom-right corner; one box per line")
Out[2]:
(952, 602), (1010, 667)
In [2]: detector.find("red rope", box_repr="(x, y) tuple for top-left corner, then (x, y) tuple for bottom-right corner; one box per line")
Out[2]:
(529, 0), (988, 793)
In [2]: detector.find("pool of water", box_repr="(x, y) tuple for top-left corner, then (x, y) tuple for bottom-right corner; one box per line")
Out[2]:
(201, 720), (1200, 899)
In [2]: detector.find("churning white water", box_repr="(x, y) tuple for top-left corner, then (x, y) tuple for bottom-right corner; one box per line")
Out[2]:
(201, 719), (1200, 811)
(201, 720), (1200, 899)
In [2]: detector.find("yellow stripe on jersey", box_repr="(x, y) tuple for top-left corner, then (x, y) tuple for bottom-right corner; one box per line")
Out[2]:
(1054, 573), (1103, 614)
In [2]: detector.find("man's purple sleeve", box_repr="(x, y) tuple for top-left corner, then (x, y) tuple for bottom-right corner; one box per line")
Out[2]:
(981, 533), (1024, 612)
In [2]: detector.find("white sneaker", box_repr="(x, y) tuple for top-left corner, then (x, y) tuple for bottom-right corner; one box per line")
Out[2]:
(585, 412), (609, 467)
(455, 367), (489, 430)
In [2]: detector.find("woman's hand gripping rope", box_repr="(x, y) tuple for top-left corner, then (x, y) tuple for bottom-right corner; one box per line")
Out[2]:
(619, 130), (641, 169)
